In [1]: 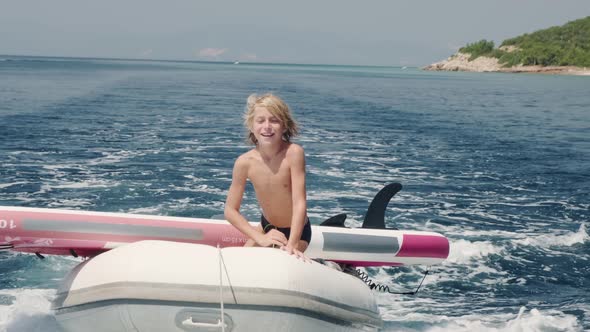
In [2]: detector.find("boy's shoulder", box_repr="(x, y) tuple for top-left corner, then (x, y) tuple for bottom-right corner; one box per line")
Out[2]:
(236, 149), (259, 164)
(285, 143), (304, 158)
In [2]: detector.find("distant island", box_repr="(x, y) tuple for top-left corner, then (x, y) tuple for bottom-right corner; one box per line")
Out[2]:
(424, 16), (590, 75)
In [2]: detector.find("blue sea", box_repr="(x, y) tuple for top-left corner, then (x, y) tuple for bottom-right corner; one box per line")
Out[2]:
(0, 55), (588, 332)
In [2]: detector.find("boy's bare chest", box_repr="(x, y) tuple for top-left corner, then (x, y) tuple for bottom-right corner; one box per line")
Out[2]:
(248, 160), (291, 188)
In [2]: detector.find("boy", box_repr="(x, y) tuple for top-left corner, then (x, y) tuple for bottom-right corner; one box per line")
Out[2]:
(224, 93), (311, 259)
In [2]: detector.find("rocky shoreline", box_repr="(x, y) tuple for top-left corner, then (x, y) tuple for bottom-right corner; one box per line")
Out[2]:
(423, 52), (590, 75)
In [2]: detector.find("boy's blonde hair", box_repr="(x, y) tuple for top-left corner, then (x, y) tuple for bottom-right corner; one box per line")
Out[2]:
(244, 93), (299, 145)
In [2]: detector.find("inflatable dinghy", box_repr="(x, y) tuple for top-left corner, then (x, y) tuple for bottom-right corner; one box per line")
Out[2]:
(53, 241), (383, 332)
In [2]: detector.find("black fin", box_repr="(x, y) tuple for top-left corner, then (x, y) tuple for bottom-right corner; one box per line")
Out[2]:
(70, 249), (78, 258)
(362, 182), (402, 229)
(35, 252), (45, 259)
(320, 213), (347, 227)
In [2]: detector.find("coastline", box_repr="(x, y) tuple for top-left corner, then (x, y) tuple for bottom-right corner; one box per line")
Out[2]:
(423, 52), (590, 76)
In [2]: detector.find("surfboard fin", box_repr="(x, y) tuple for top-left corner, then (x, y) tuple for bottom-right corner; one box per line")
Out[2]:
(362, 182), (402, 229)
(320, 213), (347, 227)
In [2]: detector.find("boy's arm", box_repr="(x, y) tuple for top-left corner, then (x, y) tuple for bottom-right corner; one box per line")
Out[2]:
(224, 156), (286, 247)
(286, 145), (307, 250)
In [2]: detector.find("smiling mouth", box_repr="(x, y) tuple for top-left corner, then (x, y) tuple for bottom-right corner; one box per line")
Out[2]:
(260, 133), (275, 137)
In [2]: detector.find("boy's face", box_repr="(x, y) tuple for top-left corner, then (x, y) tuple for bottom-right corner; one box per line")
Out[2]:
(251, 106), (285, 146)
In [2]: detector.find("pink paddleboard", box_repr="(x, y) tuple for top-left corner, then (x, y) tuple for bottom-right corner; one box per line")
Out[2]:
(0, 206), (449, 267)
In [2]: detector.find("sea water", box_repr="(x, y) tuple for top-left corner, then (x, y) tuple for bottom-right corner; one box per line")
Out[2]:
(0, 56), (588, 332)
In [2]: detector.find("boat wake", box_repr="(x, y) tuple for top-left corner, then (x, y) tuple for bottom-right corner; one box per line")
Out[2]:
(0, 289), (59, 332)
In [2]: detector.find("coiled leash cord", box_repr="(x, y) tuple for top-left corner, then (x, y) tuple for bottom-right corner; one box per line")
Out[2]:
(355, 267), (431, 295)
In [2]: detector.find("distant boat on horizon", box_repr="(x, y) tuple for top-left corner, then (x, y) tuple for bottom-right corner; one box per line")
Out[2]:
(234, 61), (240, 64)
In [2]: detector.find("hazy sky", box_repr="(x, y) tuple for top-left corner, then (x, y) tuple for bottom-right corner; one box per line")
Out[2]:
(1, 0), (588, 66)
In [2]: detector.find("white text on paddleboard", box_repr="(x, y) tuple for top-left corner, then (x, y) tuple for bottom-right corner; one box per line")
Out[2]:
(0, 219), (17, 229)
(221, 236), (247, 244)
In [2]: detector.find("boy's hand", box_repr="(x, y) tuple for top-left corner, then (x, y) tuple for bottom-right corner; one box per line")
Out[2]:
(281, 244), (310, 262)
(256, 229), (288, 248)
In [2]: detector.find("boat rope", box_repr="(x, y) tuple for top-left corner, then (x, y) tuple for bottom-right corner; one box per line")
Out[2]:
(184, 246), (233, 331)
(355, 266), (431, 295)
(218, 246), (238, 304)
(217, 245), (225, 332)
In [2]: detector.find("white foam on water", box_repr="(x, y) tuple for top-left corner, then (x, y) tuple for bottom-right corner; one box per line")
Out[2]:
(87, 150), (146, 165)
(37, 178), (117, 197)
(379, 296), (584, 332)
(123, 199), (225, 216)
(40, 165), (67, 171)
(44, 179), (112, 190)
(445, 239), (504, 265)
(515, 224), (588, 248)
(307, 189), (369, 201)
(46, 199), (93, 208)
(502, 184), (539, 192)
(3, 195), (37, 204)
(125, 206), (163, 214)
(0, 183), (28, 190)
(420, 306), (581, 332)
(165, 183), (225, 196)
(387, 168), (430, 177)
(7, 151), (52, 156)
(191, 201), (225, 211)
(183, 174), (207, 182)
(166, 197), (195, 210)
(169, 139), (202, 145)
(0, 289), (60, 332)
(446, 228), (525, 240)
(323, 170), (348, 178)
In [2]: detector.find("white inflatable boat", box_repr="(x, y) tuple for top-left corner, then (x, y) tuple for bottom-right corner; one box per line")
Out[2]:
(52, 241), (383, 332)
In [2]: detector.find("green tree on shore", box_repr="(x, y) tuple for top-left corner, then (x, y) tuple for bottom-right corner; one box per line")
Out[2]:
(459, 16), (590, 67)
(460, 40), (495, 61)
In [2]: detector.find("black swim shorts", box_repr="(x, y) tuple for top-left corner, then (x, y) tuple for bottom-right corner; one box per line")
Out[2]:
(261, 215), (312, 244)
